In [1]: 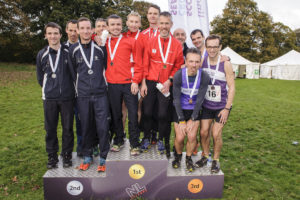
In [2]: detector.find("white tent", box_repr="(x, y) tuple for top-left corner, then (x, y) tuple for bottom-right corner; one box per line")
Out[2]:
(260, 50), (300, 80)
(221, 47), (260, 79)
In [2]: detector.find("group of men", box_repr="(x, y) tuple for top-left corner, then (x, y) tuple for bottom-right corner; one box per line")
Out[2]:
(36, 4), (235, 174)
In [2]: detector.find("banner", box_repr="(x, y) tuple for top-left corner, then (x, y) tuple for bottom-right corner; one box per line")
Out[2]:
(168, 0), (210, 47)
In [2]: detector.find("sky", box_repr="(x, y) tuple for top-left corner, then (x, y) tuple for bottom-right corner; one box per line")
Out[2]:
(142, 0), (300, 30)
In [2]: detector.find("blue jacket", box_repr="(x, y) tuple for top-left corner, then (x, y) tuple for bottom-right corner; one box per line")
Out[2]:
(36, 44), (75, 100)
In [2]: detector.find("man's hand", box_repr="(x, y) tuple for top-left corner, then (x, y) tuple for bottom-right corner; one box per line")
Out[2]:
(220, 54), (230, 62)
(186, 120), (196, 132)
(161, 79), (171, 94)
(218, 109), (230, 124)
(131, 82), (139, 95)
(140, 80), (147, 97)
(94, 35), (103, 46)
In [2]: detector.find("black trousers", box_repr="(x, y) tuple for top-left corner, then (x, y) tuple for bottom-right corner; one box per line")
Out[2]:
(74, 101), (82, 153)
(77, 96), (110, 159)
(43, 99), (74, 155)
(108, 83), (140, 148)
(143, 80), (172, 145)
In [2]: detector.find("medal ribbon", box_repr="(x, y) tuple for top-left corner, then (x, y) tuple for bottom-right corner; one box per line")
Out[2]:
(130, 30), (140, 62)
(108, 35), (123, 63)
(158, 35), (172, 67)
(207, 55), (221, 85)
(48, 46), (61, 73)
(79, 41), (94, 69)
(185, 68), (200, 99)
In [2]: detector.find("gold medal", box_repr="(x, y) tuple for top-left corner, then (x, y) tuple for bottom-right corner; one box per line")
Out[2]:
(189, 98), (193, 104)
(211, 85), (215, 90)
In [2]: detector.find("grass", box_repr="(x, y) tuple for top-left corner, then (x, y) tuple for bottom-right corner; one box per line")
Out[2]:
(0, 63), (299, 200)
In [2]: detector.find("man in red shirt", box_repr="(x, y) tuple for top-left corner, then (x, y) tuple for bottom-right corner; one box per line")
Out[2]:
(141, 11), (184, 157)
(105, 14), (143, 156)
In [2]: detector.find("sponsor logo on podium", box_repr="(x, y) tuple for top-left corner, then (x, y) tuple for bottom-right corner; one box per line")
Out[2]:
(66, 180), (83, 196)
(188, 179), (203, 193)
(125, 183), (147, 199)
(128, 164), (145, 180)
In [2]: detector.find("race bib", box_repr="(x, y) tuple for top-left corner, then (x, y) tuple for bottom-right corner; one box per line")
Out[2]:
(205, 85), (221, 102)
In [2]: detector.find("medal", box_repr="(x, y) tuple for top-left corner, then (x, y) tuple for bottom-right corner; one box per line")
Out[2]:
(189, 98), (193, 104)
(211, 85), (215, 90)
(158, 35), (172, 72)
(79, 41), (95, 75)
(48, 46), (61, 78)
(108, 35), (122, 68)
(207, 55), (221, 88)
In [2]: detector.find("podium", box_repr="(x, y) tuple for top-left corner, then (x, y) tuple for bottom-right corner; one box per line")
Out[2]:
(43, 140), (224, 199)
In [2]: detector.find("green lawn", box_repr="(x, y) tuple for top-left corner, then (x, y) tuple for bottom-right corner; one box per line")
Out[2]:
(0, 63), (299, 200)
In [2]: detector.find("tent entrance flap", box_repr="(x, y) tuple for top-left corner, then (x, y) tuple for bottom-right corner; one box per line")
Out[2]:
(238, 65), (246, 78)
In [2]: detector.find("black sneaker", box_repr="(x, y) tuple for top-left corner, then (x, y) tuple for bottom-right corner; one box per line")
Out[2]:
(62, 152), (72, 168)
(172, 154), (182, 169)
(47, 153), (58, 169)
(211, 160), (220, 173)
(195, 156), (208, 168)
(186, 157), (195, 172)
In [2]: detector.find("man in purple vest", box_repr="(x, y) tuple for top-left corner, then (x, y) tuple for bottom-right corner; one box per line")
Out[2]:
(195, 35), (235, 173)
(172, 48), (210, 172)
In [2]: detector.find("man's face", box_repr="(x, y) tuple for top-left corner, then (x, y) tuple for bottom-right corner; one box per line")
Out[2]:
(147, 7), (160, 25)
(206, 39), (222, 59)
(45, 27), (61, 46)
(174, 29), (186, 45)
(66, 23), (78, 43)
(78, 20), (93, 41)
(126, 15), (141, 33)
(158, 16), (172, 38)
(95, 21), (107, 36)
(185, 53), (201, 75)
(191, 32), (204, 49)
(108, 18), (122, 37)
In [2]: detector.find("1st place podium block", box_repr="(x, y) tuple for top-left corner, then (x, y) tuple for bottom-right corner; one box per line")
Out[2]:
(43, 140), (224, 199)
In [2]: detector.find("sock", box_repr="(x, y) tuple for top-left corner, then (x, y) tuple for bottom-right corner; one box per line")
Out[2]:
(99, 157), (106, 166)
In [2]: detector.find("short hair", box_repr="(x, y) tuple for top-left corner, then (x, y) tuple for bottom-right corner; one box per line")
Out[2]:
(160, 11), (172, 21)
(107, 14), (122, 24)
(66, 19), (78, 29)
(186, 48), (201, 58)
(205, 34), (222, 47)
(148, 4), (161, 14)
(190, 29), (204, 39)
(44, 22), (62, 34)
(127, 11), (141, 21)
(77, 17), (92, 28)
(95, 18), (107, 25)
(173, 28), (186, 35)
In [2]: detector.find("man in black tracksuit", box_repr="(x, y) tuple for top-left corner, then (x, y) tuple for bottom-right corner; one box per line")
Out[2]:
(36, 22), (75, 169)
(68, 17), (110, 172)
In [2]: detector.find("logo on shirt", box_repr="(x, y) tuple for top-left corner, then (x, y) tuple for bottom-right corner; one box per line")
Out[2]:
(95, 56), (99, 60)
(77, 57), (83, 64)
(152, 49), (157, 54)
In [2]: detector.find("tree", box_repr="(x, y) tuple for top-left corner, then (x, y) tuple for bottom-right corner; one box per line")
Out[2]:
(210, 0), (299, 63)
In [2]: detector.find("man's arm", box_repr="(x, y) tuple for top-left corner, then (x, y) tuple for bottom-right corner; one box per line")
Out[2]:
(172, 70), (185, 122)
(67, 47), (77, 82)
(36, 51), (43, 87)
(132, 39), (143, 84)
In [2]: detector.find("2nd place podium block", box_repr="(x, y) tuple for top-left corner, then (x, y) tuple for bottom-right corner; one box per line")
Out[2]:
(43, 140), (224, 199)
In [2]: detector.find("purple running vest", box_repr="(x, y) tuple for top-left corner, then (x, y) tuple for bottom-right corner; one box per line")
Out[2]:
(202, 57), (228, 110)
(180, 67), (202, 110)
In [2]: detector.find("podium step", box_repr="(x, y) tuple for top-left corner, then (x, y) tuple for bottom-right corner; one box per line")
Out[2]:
(44, 140), (224, 199)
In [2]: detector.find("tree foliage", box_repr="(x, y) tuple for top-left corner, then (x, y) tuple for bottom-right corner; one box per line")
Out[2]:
(0, 0), (151, 63)
(211, 0), (299, 63)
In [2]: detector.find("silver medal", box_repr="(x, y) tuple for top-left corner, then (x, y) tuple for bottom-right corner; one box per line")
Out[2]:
(88, 69), (93, 75)
(52, 73), (56, 78)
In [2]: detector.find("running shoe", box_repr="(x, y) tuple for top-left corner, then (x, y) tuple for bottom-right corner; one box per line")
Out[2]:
(47, 153), (58, 169)
(141, 139), (151, 152)
(62, 152), (72, 168)
(195, 156), (208, 168)
(211, 160), (220, 173)
(97, 158), (106, 172)
(79, 156), (93, 171)
(186, 157), (195, 172)
(172, 154), (182, 169)
(130, 147), (141, 156)
(151, 131), (157, 145)
(157, 140), (165, 154)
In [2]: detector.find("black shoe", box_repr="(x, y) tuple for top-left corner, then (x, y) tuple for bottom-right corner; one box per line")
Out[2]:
(172, 154), (182, 169)
(47, 153), (58, 169)
(62, 153), (72, 168)
(211, 160), (220, 173)
(186, 157), (195, 172)
(195, 156), (208, 168)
